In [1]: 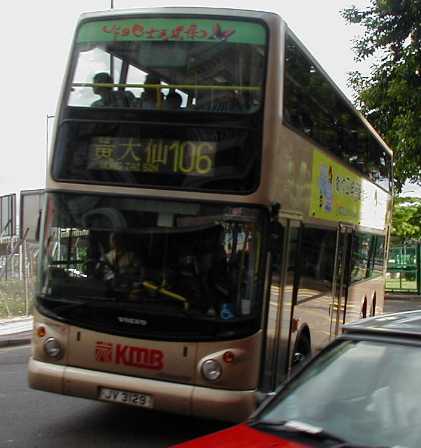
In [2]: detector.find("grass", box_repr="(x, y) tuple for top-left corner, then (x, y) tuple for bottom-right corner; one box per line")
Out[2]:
(0, 279), (35, 319)
(385, 278), (418, 292)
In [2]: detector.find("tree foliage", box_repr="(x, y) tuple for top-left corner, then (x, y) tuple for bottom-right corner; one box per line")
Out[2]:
(342, 0), (421, 192)
(391, 197), (421, 240)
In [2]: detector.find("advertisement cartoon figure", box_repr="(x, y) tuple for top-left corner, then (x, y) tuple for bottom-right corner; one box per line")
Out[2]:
(319, 164), (333, 212)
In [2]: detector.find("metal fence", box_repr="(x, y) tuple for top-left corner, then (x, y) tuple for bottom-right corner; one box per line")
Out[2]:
(0, 234), (38, 319)
(386, 243), (421, 294)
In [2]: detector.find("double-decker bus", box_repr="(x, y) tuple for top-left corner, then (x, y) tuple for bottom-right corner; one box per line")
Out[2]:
(29, 7), (393, 422)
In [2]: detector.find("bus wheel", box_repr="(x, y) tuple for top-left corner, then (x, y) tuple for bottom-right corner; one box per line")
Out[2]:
(370, 294), (377, 317)
(292, 335), (311, 368)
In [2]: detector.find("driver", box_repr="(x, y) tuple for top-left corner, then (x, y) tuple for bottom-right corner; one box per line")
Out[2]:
(101, 232), (143, 296)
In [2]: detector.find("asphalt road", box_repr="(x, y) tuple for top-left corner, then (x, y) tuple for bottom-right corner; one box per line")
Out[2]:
(0, 345), (228, 448)
(384, 294), (421, 313)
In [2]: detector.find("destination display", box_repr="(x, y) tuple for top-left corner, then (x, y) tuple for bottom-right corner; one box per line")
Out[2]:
(88, 137), (216, 176)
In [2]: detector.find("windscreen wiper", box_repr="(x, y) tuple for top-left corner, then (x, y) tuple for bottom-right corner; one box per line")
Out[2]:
(51, 297), (118, 312)
(253, 420), (389, 448)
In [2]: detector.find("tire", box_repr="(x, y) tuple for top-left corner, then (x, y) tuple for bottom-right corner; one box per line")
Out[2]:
(292, 335), (311, 368)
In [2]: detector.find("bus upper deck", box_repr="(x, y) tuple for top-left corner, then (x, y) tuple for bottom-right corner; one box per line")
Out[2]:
(50, 7), (392, 204)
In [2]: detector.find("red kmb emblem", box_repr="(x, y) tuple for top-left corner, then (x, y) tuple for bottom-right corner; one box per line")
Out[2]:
(96, 341), (113, 363)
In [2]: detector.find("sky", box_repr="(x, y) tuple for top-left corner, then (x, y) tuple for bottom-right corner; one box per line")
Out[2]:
(1, 0), (419, 198)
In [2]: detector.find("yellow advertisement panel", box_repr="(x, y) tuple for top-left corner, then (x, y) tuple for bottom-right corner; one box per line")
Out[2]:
(310, 149), (388, 230)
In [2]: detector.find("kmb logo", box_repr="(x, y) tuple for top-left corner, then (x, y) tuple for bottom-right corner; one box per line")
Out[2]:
(95, 341), (164, 370)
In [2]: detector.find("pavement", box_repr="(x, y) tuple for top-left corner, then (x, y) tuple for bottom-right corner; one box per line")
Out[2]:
(0, 316), (33, 348)
(385, 293), (421, 300)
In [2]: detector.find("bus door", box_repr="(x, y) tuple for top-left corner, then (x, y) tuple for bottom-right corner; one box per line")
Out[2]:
(330, 224), (352, 338)
(262, 214), (301, 391)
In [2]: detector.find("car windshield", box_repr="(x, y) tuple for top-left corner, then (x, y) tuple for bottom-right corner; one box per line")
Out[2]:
(257, 339), (421, 448)
(38, 192), (265, 340)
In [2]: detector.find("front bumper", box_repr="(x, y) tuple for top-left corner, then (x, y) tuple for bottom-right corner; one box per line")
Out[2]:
(28, 357), (256, 422)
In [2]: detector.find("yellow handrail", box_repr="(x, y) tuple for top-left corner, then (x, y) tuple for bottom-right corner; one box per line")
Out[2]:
(142, 280), (189, 310)
(73, 82), (261, 92)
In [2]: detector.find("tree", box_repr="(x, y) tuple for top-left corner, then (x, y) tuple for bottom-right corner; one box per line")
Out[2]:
(391, 197), (421, 240)
(342, 0), (421, 192)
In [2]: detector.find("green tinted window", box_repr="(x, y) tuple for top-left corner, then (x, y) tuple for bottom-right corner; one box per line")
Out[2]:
(77, 18), (266, 44)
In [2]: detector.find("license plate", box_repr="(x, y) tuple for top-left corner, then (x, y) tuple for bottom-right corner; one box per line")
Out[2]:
(99, 387), (153, 408)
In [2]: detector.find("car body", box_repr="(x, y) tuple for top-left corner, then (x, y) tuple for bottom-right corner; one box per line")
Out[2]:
(173, 310), (421, 447)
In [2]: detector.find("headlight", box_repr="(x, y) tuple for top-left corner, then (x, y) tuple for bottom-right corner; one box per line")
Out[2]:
(201, 359), (222, 381)
(43, 337), (64, 359)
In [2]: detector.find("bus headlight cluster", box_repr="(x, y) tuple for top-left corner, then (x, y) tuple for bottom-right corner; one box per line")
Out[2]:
(201, 359), (222, 381)
(43, 337), (64, 359)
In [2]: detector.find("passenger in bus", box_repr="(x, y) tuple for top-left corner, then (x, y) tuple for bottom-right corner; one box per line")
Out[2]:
(91, 72), (129, 108)
(175, 226), (231, 317)
(164, 89), (183, 110)
(124, 90), (136, 107)
(141, 89), (161, 109)
(195, 89), (241, 112)
(134, 74), (164, 110)
(214, 90), (242, 112)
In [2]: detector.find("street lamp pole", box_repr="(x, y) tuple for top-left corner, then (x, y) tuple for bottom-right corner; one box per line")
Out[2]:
(110, 1), (115, 76)
(46, 114), (55, 182)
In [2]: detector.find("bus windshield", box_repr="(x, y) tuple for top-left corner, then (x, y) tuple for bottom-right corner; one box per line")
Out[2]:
(38, 192), (265, 340)
(68, 17), (266, 112)
(53, 17), (267, 193)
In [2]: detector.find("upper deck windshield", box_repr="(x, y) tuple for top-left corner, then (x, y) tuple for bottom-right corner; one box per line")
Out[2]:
(37, 192), (266, 340)
(52, 17), (267, 193)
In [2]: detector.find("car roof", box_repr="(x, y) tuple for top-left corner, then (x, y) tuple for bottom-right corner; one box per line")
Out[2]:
(343, 310), (421, 338)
